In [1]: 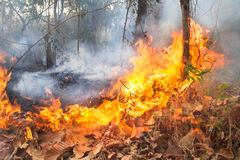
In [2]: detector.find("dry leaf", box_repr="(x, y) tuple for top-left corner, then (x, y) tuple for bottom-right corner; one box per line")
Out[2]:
(44, 142), (74, 160)
(92, 143), (103, 155)
(153, 111), (163, 118)
(218, 148), (234, 159)
(194, 104), (203, 112)
(0, 142), (13, 159)
(235, 148), (240, 159)
(79, 143), (103, 160)
(165, 143), (183, 158)
(105, 140), (122, 148)
(121, 155), (132, 160)
(39, 131), (66, 148)
(194, 143), (214, 156)
(144, 115), (155, 125)
(178, 129), (199, 149)
(80, 151), (95, 160)
(27, 147), (45, 160)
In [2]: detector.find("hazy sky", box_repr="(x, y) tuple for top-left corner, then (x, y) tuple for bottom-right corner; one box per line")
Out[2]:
(161, 0), (240, 29)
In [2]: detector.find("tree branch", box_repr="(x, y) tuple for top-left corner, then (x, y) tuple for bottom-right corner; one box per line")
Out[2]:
(6, 1), (119, 75)
(8, 2), (26, 31)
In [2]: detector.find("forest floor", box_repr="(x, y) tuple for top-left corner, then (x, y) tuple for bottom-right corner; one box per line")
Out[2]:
(1, 79), (240, 160)
(86, 81), (240, 160)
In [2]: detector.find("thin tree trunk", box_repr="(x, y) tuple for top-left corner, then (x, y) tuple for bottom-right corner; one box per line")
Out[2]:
(46, 0), (55, 68)
(1, 1), (5, 47)
(6, 1), (118, 74)
(77, 8), (80, 54)
(180, 0), (191, 80)
(135, 0), (147, 41)
(180, 0), (190, 72)
(122, 0), (132, 43)
(60, 0), (64, 17)
(91, 3), (97, 51)
(9, 4), (13, 30)
(8, 2), (26, 32)
(54, 0), (58, 21)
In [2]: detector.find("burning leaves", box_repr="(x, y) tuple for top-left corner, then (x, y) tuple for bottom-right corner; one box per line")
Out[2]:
(0, 64), (20, 129)
(0, 20), (227, 159)
(0, 20), (223, 132)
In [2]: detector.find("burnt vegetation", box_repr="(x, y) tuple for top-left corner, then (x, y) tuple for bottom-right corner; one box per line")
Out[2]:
(0, 0), (240, 160)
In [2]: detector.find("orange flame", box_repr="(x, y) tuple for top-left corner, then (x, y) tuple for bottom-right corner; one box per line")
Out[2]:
(33, 20), (223, 131)
(25, 127), (33, 140)
(0, 20), (224, 134)
(0, 57), (20, 128)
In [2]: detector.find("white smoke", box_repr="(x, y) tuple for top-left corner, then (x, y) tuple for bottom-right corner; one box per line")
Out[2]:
(9, 0), (240, 105)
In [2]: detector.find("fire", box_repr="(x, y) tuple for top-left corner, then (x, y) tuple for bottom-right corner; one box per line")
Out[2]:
(0, 20), (223, 133)
(109, 19), (224, 118)
(0, 60), (20, 128)
(25, 127), (33, 140)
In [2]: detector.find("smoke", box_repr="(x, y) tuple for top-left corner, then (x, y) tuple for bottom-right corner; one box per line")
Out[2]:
(13, 43), (134, 105)
(145, 0), (240, 82)
(4, 0), (240, 106)
(13, 72), (57, 99)
(145, 0), (181, 46)
(9, 1), (136, 105)
(195, 0), (240, 82)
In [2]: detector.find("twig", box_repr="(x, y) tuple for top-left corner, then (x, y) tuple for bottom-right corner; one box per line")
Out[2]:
(6, 147), (18, 160)
(24, 1), (56, 28)
(0, 1), (119, 99)
(120, 80), (129, 89)
(0, 38), (31, 46)
(6, 1), (119, 75)
(8, 2), (26, 30)
(227, 113), (232, 149)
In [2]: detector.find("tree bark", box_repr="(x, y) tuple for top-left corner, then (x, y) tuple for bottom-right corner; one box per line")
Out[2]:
(122, 0), (132, 44)
(60, 0), (64, 17)
(54, 0), (58, 21)
(77, 8), (80, 54)
(46, 0), (55, 68)
(1, 1), (5, 47)
(91, 1), (98, 51)
(180, 0), (190, 79)
(135, 0), (147, 41)
(180, 0), (190, 66)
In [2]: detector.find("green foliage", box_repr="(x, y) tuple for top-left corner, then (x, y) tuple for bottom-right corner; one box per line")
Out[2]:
(205, 82), (231, 99)
(215, 83), (231, 99)
(184, 64), (210, 81)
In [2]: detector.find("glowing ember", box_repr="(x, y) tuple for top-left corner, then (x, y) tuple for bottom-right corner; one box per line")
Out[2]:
(0, 20), (223, 133)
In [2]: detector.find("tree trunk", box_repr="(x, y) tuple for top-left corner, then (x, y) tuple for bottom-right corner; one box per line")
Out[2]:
(1, 1), (5, 47)
(122, 0), (132, 43)
(46, 0), (55, 68)
(54, 0), (58, 21)
(77, 8), (80, 54)
(180, 0), (190, 79)
(135, 0), (147, 41)
(180, 0), (190, 67)
(91, 3), (97, 51)
(60, 0), (64, 17)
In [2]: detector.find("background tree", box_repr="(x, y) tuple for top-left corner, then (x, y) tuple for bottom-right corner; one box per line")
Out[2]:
(135, 0), (148, 40)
